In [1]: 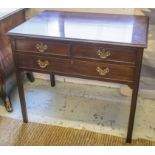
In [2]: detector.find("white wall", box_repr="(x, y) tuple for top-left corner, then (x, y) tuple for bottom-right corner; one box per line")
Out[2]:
(26, 8), (135, 19)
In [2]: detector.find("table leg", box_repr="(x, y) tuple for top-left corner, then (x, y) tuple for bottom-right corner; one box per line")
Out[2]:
(126, 50), (143, 143)
(50, 74), (55, 87)
(126, 83), (139, 143)
(16, 70), (28, 123)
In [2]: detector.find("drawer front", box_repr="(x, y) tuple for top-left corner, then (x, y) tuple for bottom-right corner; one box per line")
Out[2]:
(72, 60), (134, 82)
(15, 39), (70, 57)
(72, 44), (136, 64)
(15, 54), (134, 82)
(15, 54), (71, 73)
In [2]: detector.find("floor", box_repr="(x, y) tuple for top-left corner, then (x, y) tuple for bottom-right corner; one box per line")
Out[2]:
(0, 78), (155, 141)
(0, 116), (154, 146)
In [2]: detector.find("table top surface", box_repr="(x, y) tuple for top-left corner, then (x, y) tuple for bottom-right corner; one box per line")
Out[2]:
(8, 10), (149, 47)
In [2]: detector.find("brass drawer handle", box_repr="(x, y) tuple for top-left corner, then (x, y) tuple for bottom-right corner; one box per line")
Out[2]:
(96, 67), (109, 76)
(97, 49), (110, 59)
(37, 59), (49, 69)
(36, 42), (48, 53)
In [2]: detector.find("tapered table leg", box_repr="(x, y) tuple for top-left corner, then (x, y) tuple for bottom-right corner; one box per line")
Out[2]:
(50, 74), (55, 87)
(16, 70), (28, 123)
(126, 84), (139, 143)
(126, 50), (143, 143)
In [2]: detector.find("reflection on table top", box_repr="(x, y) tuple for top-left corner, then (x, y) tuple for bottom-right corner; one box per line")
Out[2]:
(8, 11), (149, 47)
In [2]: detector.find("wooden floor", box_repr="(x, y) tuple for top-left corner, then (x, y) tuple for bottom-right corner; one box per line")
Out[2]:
(0, 116), (154, 146)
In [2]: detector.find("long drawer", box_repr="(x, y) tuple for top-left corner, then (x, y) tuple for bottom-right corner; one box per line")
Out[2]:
(15, 53), (134, 82)
(72, 44), (136, 64)
(15, 39), (71, 57)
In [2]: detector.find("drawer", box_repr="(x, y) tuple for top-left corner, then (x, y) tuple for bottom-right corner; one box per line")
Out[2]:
(15, 54), (134, 83)
(15, 54), (71, 74)
(15, 39), (71, 57)
(72, 44), (136, 64)
(72, 60), (134, 82)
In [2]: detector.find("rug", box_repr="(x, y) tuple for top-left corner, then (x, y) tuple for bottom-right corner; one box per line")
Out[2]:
(0, 116), (154, 146)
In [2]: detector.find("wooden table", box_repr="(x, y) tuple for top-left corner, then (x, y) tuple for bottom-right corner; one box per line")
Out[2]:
(8, 11), (149, 143)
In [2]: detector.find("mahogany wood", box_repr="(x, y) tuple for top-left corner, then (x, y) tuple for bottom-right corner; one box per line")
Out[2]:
(8, 11), (149, 143)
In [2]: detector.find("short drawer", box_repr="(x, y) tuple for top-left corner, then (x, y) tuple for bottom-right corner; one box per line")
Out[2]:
(72, 60), (134, 82)
(72, 44), (136, 64)
(15, 54), (71, 73)
(15, 39), (71, 57)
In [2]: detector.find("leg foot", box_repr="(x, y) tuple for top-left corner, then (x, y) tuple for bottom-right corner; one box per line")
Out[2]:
(3, 96), (12, 112)
(126, 138), (132, 144)
(0, 81), (13, 112)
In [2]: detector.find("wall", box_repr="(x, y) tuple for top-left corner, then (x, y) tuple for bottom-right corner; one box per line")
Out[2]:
(26, 8), (135, 18)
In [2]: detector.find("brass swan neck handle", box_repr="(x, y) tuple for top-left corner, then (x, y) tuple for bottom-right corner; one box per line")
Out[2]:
(37, 59), (49, 69)
(97, 49), (111, 59)
(96, 67), (109, 76)
(36, 42), (48, 53)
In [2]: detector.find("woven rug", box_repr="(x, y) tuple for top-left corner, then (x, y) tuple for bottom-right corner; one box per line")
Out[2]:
(0, 116), (154, 146)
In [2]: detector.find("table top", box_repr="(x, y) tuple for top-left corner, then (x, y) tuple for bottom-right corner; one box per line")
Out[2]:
(8, 10), (149, 47)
